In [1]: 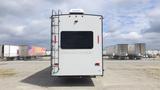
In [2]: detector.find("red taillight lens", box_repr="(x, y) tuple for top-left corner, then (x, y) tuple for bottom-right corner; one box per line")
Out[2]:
(53, 63), (59, 67)
(97, 36), (99, 44)
(95, 62), (100, 66)
(17, 50), (19, 55)
(54, 35), (56, 43)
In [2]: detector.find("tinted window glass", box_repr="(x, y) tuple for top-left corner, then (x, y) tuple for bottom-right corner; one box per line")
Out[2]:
(61, 31), (93, 49)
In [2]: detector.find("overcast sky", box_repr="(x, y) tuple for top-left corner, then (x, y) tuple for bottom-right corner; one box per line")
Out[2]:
(0, 0), (160, 50)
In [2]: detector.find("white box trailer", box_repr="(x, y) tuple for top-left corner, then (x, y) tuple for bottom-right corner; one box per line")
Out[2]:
(116, 44), (128, 57)
(105, 45), (116, 56)
(128, 43), (146, 59)
(50, 9), (103, 77)
(1, 45), (19, 59)
(105, 44), (128, 59)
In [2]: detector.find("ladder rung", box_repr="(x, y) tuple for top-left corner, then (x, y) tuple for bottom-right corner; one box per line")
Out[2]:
(53, 58), (59, 59)
(52, 42), (57, 44)
(53, 16), (59, 18)
(52, 48), (59, 49)
(52, 46), (59, 48)
(52, 45), (60, 47)
(52, 33), (59, 34)
(53, 52), (59, 53)
(52, 46), (58, 47)
(53, 48), (59, 50)
(53, 51), (59, 52)
(52, 25), (59, 26)
(52, 46), (59, 47)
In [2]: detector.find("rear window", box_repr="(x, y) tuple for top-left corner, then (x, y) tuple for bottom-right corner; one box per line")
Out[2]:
(61, 31), (93, 49)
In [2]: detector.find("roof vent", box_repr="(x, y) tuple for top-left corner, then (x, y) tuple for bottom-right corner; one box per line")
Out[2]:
(69, 9), (84, 14)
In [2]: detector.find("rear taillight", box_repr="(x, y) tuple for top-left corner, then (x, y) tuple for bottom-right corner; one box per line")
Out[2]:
(17, 50), (19, 55)
(95, 62), (100, 66)
(54, 35), (56, 43)
(97, 35), (99, 44)
(53, 63), (59, 67)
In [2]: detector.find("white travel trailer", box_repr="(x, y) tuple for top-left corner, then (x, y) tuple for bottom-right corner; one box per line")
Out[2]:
(50, 9), (103, 77)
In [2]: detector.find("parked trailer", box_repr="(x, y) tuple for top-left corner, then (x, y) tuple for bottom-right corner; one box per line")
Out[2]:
(28, 46), (46, 56)
(50, 9), (103, 77)
(106, 44), (128, 59)
(146, 50), (157, 58)
(116, 44), (128, 59)
(128, 43), (146, 59)
(0, 45), (46, 60)
(0, 45), (3, 58)
(45, 50), (51, 56)
(105, 45), (116, 58)
(146, 50), (160, 58)
(18, 45), (30, 59)
(18, 45), (46, 59)
(0, 45), (19, 60)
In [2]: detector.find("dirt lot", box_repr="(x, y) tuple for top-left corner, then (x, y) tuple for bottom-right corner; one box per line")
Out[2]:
(0, 58), (160, 90)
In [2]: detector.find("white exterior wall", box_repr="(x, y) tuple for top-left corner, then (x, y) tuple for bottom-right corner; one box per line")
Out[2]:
(52, 14), (103, 76)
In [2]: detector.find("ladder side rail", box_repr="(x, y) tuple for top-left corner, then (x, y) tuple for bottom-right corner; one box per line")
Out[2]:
(50, 10), (55, 67)
(52, 10), (61, 74)
(57, 10), (61, 71)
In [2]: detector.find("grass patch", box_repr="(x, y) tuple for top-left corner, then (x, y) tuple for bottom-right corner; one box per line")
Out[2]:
(144, 68), (160, 79)
(0, 68), (16, 77)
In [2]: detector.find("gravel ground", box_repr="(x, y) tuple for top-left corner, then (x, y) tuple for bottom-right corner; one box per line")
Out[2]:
(0, 58), (160, 90)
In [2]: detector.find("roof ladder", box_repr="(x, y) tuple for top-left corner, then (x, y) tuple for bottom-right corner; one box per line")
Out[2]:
(50, 10), (61, 74)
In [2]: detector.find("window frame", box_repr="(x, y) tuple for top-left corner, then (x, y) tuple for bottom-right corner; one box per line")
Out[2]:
(60, 31), (94, 49)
